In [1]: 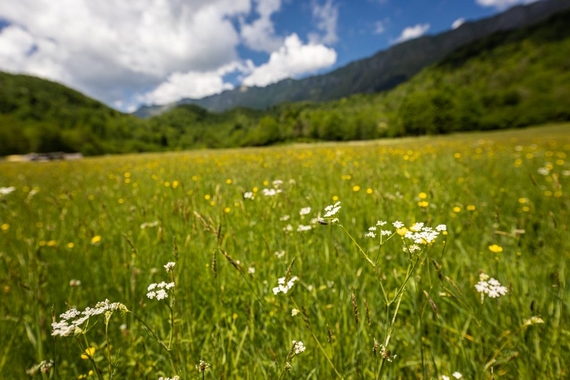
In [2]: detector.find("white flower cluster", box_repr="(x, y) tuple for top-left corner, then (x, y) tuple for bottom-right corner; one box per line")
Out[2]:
(244, 191), (254, 199)
(273, 276), (298, 295)
(297, 224), (312, 232)
(442, 372), (463, 380)
(262, 180), (284, 196)
(158, 376), (180, 380)
(164, 262), (175, 272)
(262, 188), (282, 196)
(364, 221), (394, 238)
(292, 340), (306, 355)
(323, 201), (341, 218)
(0, 186), (16, 196)
(404, 223), (445, 244)
(52, 299), (127, 337)
(196, 360), (211, 372)
(475, 273), (508, 298)
(26, 360), (54, 375)
(147, 281), (175, 300)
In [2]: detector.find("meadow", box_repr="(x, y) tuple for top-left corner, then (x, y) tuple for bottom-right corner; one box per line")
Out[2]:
(0, 123), (569, 379)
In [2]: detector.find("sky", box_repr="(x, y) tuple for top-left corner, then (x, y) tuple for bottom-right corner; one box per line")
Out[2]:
(0, 0), (540, 112)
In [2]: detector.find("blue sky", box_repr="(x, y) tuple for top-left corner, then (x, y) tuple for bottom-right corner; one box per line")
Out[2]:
(0, 0), (538, 112)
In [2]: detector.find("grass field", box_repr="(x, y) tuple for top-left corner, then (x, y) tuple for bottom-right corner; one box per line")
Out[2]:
(1, 123), (569, 379)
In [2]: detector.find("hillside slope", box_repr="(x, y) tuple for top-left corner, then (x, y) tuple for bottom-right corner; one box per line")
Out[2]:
(136, 0), (570, 116)
(148, 7), (570, 147)
(0, 72), (155, 155)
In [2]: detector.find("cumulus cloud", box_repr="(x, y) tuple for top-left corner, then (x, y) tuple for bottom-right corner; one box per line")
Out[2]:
(308, 0), (339, 45)
(475, 0), (539, 9)
(142, 62), (251, 105)
(0, 0), (340, 110)
(0, 0), (250, 108)
(240, 0), (283, 52)
(452, 18), (466, 29)
(393, 23), (430, 43)
(242, 33), (336, 87)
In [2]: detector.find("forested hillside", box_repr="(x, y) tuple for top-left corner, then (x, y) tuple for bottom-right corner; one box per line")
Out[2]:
(148, 8), (570, 148)
(0, 73), (157, 155)
(1, 8), (569, 155)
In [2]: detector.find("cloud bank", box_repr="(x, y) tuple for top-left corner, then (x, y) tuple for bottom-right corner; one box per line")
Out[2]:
(475, 0), (539, 10)
(0, 0), (338, 110)
(393, 23), (430, 44)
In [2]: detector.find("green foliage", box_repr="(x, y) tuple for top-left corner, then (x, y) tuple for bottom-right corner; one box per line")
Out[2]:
(1, 125), (569, 378)
(1, 10), (570, 156)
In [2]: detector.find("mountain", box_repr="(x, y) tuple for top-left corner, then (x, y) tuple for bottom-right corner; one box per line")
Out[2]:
(2, 1), (569, 156)
(0, 72), (155, 155)
(135, 0), (570, 117)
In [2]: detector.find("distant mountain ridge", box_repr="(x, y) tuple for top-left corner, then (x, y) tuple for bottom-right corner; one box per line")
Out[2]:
(134, 0), (570, 117)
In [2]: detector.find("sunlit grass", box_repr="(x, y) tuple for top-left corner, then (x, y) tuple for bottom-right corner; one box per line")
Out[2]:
(0, 123), (569, 379)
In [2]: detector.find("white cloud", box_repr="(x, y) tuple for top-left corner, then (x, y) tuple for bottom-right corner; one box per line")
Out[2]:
(0, 0), (251, 108)
(475, 0), (539, 9)
(393, 23), (430, 43)
(240, 0), (283, 52)
(374, 21), (386, 34)
(242, 33), (336, 87)
(0, 0), (343, 109)
(0, 24), (70, 82)
(308, 0), (338, 45)
(142, 62), (251, 105)
(142, 71), (233, 105)
(452, 18), (466, 29)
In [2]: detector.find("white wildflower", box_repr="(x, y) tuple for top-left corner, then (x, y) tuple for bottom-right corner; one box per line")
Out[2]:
(263, 187), (283, 196)
(274, 250), (286, 258)
(410, 222), (424, 231)
(453, 372), (463, 379)
(52, 300), (127, 337)
(291, 308), (300, 316)
(435, 224), (447, 231)
(292, 340), (306, 355)
(196, 359), (211, 372)
(26, 360), (54, 375)
(297, 224), (312, 232)
(376, 220), (387, 226)
(524, 316), (545, 326)
(283, 224), (293, 232)
(323, 201), (341, 218)
(248, 267), (255, 274)
(273, 276), (298, 295)
(280, 214), (290, 221)
(365, 231), (376, 238)
(299, 207), (311, 216)
(392, 220), (404, 228)
(272, 180), (283, 187)
(244, 191), (254, 199)
(381, 229), (392, 236)
(164, 262), (176, 272)
(475, 274), (507, 299)
(0, 186), (15, 196)
(147, 282), (175, 300)
(404, 226), (440, 244)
